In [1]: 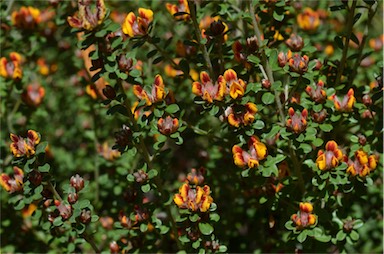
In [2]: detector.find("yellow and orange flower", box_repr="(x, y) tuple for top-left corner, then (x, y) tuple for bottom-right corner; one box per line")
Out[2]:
(288, 52), (309, 74)
(133, 74), (166, 106)
(297, 8), (320, 32)
(291, 202), (317, 229)
(346, 150), (377, 177)
(329, 88), (356, 112)
(98, 142), (120, 161)
(173, 183), (213, 212)
(232, 136), (267, 169)
(157, 116), (179, 135)
(316, 141), (343, 171)
(192, 71), (226, 103)
(67, 0), (106, 31)
(10, 130), (41, 158)
(21, 83), (45, 107)
(37, 58), (57, 76)
(305, 80), (326, 103)
(286, 107), (308, 134)
(0, 52), (23, 81)
(224, 103), (257, 128)
(0, 167), (24, 193)
(223, 69), (247, 100)
(122, 8), (153, 37)
(166, 0), (190, 21)
(11, 6), (41, 29)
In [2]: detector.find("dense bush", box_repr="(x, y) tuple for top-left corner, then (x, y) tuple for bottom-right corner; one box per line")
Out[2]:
(1, 0), (383, 253)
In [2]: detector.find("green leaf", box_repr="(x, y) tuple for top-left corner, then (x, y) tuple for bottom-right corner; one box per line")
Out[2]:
(53, 217), (63, 227)
(299, 143), (312, 153)
(349, 230), (359, 241)
(336, 230), (346, 241)
(319, 124), (333, 132)
(312, 138), (324, 147)
(141, 184), (151, 193)
(192, 240), (201, 249)
(273, 11), (284, 21)
(254, 120), (265, 130)
(35, 142), (48, 155)
(140, 223), (148, 232)
(247, 55), (260, 65)
(107, 104), (128, 116)
(127, 174), (135, 182)
(39, 164), (50, 173)
(297, 230), (308, 243)
(219, 245), (227, 253)
(353, 219), (364, 229)
(315, 234), (331, 242)
(198, 222), (214, 235)
(189, 213), (200, 222)
(148, 169), (158, 179)
(165, 104), (180, 114)
(210, 213), (220, 222)
(261, 92), (275, 105)
(179, 234), (190, 243)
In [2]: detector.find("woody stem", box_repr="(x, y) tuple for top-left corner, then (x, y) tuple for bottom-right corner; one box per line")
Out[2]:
(188, 0), (214, 78)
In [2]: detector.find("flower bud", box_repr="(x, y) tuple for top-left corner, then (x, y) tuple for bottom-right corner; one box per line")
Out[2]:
(262, 79), (271, 89)
(133, 170), (148, 183)
(29, 170), (42, 186)
(357, 134), (366, 146)
(362, 94), (372, 106)
(110, 241), (120, 253)
(285, 34), (304, 52)
(67, 193), (78, 204)
(79, 209), (91, 224)
(118, 55), (133, 73)
(209, 20), (226, 37)
(70, 174), (84, 192)
(278, 52), (287, 67)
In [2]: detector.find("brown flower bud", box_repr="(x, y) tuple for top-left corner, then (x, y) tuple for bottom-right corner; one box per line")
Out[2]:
(246, 36), (259, 53)
(79, 209), (91, 224)
(343, 219), (354, 232)
(133, 170), (148, 183)
(209, 20), (226, 36)
(29, 170), (42, 186)
(70, 174), (84, 192)
(278, 52), (287, 67)
(357, 134), (366, 146)
(362, 94), (372, 106)
(262, 79), (271, 89)
(312, 109), (327, 123)
(285, 34), (304, 52)
(114, 124), (132, 149)
(102, 85), (116, 99)
(118, 55), (133, 73)
(109, 241), (120, 253)
(314, 59), (322, 70)
(67, 193), (78, 204)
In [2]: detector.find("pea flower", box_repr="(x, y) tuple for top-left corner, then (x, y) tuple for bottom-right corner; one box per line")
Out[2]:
(232, 37), (258, 69)
(186, 168), (205, 185)
(67, 0), (106, 31)
(157, 116), (179, 135)
(98, 142), (120, 161)
(232, 136), (267, 169)
(288, 52), (309, 74)
(291, 202), (317, 229)
(11, 6), (41, 29)
(297, 8), (320, 32)
(10, 130), (41, 158)
(199, 16), (228, 42)
(0, 52), (23, 81)
(316, 141), (343, 171)
(192, 71), (226, 103)
(0, 167), (24, 193)
(21, 83), (46, 107)
(286, 107), (308, 134)
(122, 8), (153, 37)
(54, 200), (72, 220)
(223, 69), (247, 100)
(329, 88), (356, 112)
(305, 80), (326, 103)
(285, 34), (304, 52)
(346, 150), (377, 177)
(224, 103), (257, 128)
(166, 0), (190, 21)
(173, 183), (213, 212)
(133, 74), (166, 106)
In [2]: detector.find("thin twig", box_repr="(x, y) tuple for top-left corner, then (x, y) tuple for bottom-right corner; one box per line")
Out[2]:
(334, 0), (357, 87)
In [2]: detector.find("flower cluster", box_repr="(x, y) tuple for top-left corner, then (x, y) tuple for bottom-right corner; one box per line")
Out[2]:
(291, 202), (317, 229)
(133, 74), (166, 106)
(285, 34), (304, 52)
(329, 88), (356, 112)
(346, 150), (377, 177)
(157, 116), (179, 135)
(297, 8), (321, 32)
(316, 141), (343, 171)
(286, 107), (308, 134)
(21, 83), (46, 107)
(224, 103), (258, 128)
(11, 6), (41, 30)
(166, 0), (190, 21)
(232, 36), (259, 68)
(67, 0), (106, 31)
(305, 80), (327, 103)
(278, 50), (309, 74)
(173, 183), (213, 212)
(0, 167), (24, 193)
(122, 8), (153, 37)
(232, 136), (267, 169)
(0, 52), (23, 81)
(10, 130), (41, 158)
(200, 16), (228, 42)
(192, 69), (247, 103)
